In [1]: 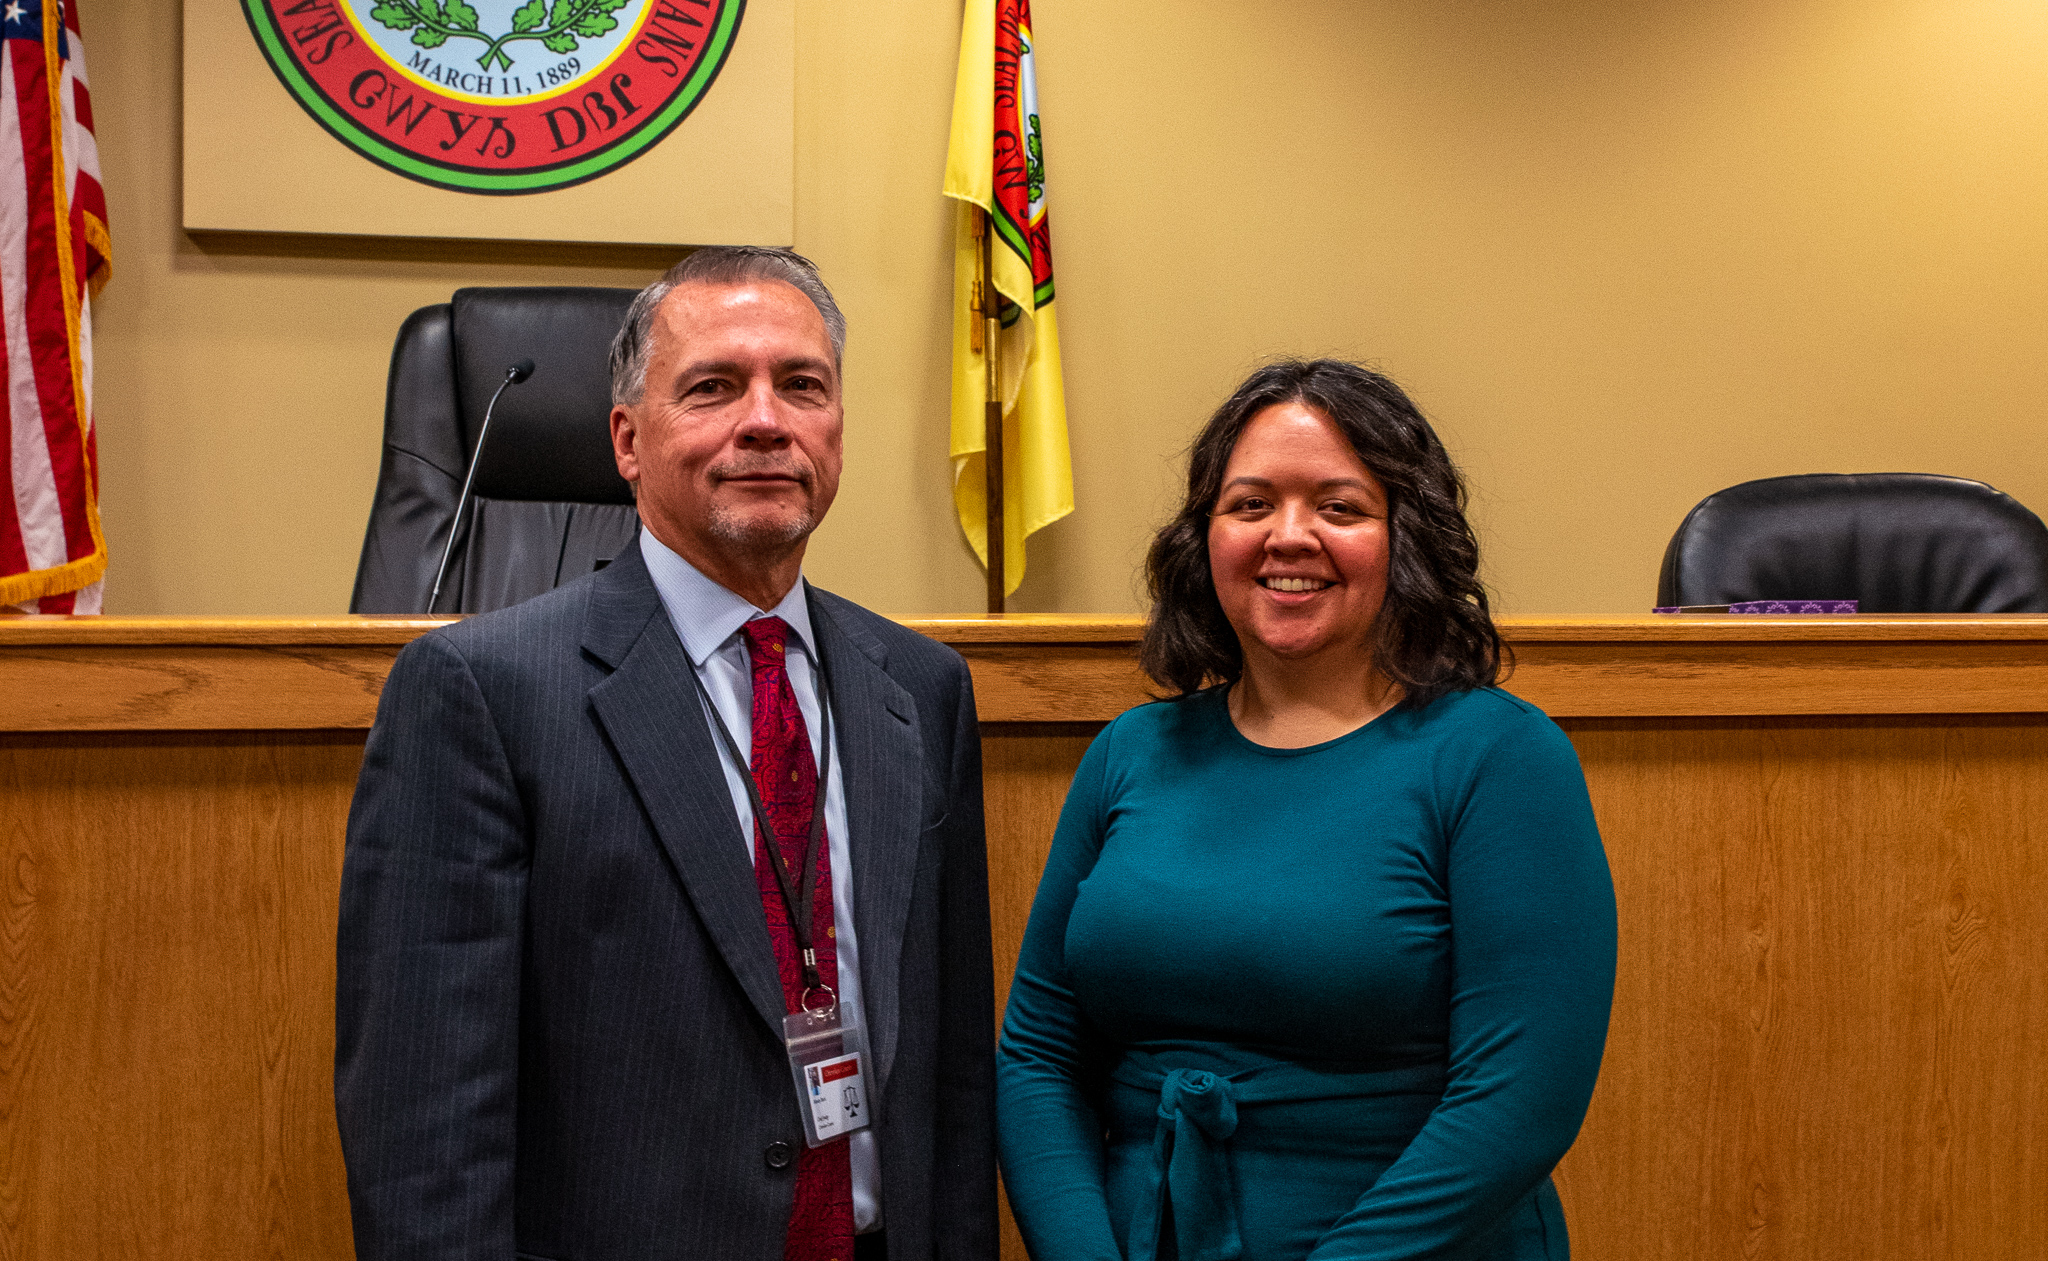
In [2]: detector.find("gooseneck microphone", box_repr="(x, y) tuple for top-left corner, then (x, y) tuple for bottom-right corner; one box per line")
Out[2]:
(427, 358), (536, 614)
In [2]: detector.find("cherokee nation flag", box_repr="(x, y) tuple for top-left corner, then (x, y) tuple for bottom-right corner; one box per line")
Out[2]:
(943, 0), (1071, 596)
(0, 0), (109, 613)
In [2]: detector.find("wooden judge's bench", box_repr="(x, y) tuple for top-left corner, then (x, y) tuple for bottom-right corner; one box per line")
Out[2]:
(2, 614), (2045, 1260)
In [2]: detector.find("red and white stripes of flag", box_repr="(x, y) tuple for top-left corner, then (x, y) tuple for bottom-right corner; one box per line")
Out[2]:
(1, 0), (108, 614)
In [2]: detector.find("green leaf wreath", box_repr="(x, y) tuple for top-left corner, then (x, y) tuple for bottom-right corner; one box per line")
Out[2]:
(1025, 114), (1044, 206)
(367, 0), (631, 72)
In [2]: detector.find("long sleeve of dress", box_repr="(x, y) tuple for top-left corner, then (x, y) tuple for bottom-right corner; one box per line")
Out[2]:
(997, 726), (1127, 1261)
(1303, 716), (1616, 1261)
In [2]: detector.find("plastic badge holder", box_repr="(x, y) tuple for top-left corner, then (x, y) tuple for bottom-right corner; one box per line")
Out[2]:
(784, 1003), (872, 1148)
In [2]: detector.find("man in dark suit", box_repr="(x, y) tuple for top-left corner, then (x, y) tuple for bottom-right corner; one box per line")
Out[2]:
(336, 247), (996, 1261)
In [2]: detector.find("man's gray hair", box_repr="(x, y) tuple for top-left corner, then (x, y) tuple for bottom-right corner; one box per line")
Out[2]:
(608, 246), (847, 406)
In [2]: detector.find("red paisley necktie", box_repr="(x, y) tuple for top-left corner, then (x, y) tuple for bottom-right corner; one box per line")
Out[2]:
(743, 616), (855, 1261)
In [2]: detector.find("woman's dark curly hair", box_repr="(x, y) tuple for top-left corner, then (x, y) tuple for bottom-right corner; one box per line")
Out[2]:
(1140, 358), (1508, 708)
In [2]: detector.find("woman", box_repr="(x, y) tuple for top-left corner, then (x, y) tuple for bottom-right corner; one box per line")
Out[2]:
(996, 360), (1616, 1261)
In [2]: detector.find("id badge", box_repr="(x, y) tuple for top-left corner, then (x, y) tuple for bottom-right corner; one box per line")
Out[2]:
(783, 1004), (872, 1148)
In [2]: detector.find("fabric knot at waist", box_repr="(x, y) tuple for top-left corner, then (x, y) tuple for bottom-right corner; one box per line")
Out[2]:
(1110, 1050), (1447, 1261)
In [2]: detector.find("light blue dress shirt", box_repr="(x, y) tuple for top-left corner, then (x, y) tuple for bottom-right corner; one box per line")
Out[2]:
(639, 530), (882, 1232)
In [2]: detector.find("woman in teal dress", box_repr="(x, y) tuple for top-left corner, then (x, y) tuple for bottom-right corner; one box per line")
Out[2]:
(997, 360), (1616, 1261)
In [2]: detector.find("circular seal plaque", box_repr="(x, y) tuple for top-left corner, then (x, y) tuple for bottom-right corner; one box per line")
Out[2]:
(242, 0), (744, 194)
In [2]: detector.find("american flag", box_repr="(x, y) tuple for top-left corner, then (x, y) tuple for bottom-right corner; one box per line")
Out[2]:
(0, 0), (107, 614)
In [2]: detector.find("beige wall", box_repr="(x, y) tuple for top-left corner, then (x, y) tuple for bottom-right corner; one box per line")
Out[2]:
(93, 0), (2048, 615)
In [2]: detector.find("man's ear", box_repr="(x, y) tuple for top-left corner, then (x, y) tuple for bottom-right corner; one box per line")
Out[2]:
(610, 404), (641, 485)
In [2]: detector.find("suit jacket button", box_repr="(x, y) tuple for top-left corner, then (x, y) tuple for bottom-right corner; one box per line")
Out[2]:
(765, 1141), (794, 1169)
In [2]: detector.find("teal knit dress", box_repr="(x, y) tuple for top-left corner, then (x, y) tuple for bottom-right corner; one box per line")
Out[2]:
(996, 687), (1616, 1261)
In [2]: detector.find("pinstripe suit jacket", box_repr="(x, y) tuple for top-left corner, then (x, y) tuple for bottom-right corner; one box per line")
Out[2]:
(335, 542), (997, 1261)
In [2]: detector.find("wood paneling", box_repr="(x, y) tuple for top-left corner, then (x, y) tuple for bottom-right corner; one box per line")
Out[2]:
(0, 732), (360, 1260)
(1505, 638), (2048, 718)
(1553, 716), (2048, 1260)
(6, 615), (2046, 729)
(0, 646), (405, 732)
(980, 725), (1101, 1261)
(3, 618), (2046, 1259)
(980, 726), (1101, 1021)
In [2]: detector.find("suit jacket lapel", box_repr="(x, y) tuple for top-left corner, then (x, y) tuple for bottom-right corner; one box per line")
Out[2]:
(811, 589), (924, 1098)
(583, 547), (788, 1037)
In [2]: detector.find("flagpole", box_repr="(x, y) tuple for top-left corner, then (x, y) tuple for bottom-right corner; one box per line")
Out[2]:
(979, 207), (1005, 613)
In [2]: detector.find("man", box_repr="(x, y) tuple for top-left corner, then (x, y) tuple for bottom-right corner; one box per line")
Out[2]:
(336, 247), (997, 1261)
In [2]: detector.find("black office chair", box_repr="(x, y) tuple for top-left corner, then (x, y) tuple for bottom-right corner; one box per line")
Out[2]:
(351, 287), (641, 615)
(1657, 473), (2048, 612)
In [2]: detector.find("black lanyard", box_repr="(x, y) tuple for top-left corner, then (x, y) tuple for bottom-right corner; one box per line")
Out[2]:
(687, 628), (836, 1005)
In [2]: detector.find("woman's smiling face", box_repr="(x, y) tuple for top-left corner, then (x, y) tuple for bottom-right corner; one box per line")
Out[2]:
(1206, 401), (1391, 665)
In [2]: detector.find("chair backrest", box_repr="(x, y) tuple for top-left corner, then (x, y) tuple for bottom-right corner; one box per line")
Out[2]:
(1657, 473), (2048, 612)
(351, 287), (642, 614)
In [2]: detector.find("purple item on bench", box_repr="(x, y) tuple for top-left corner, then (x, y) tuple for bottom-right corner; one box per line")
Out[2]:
(1651, 600), (1860, 614)
(1729, 599), (1859, 614)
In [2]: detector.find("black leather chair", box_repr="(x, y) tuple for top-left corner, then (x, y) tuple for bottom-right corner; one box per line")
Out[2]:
(1657, 473), (2048, 612)
(351, 287), (642, 614)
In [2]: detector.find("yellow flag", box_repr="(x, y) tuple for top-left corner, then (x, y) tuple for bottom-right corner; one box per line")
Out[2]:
(943, 0), (1073, 597)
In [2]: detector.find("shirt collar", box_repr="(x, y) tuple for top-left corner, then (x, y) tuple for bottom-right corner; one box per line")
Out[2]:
(638, 530), (817, 667)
